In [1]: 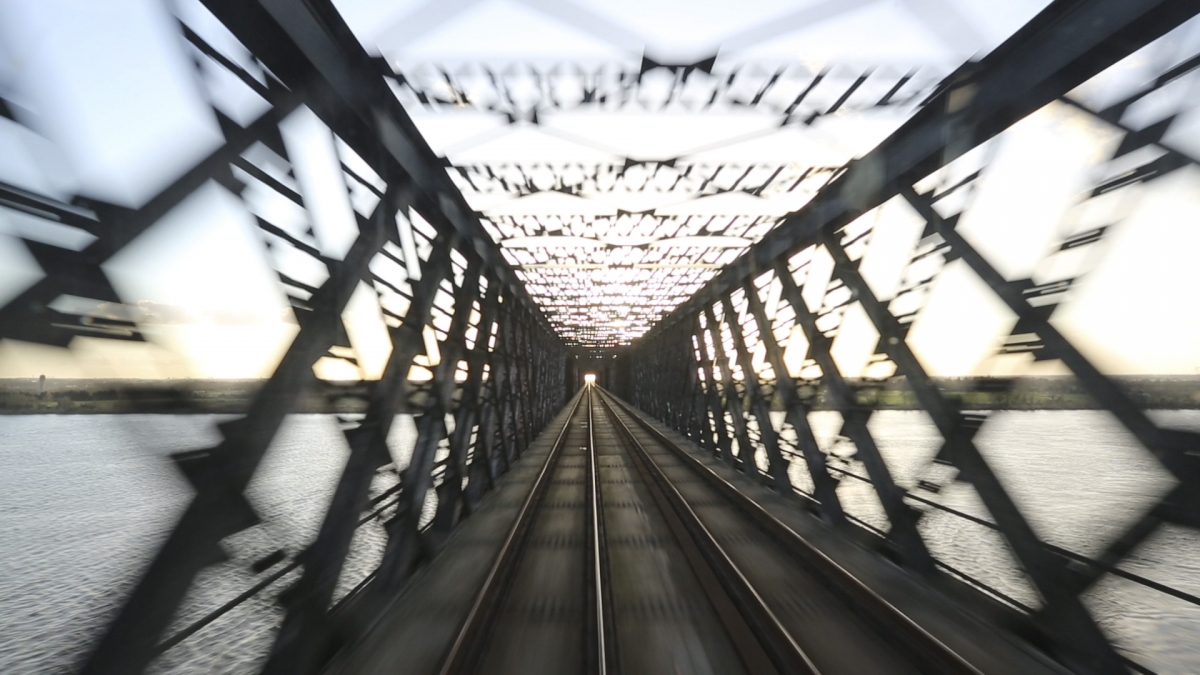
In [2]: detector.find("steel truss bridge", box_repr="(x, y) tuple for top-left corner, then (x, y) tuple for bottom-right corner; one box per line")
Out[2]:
(3, 1), (1200, 674)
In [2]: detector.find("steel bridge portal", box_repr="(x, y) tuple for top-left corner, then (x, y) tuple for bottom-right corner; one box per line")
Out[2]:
(1, 1), (1199, 674)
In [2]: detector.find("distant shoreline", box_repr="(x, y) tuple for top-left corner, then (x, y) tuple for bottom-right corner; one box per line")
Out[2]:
(785, 375), (1200, 411)
(0, 379), (382, 415)
(1, 376), (1197, 414)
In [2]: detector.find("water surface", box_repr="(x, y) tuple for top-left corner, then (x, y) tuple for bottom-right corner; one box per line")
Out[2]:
(3, 411), (1198, 673)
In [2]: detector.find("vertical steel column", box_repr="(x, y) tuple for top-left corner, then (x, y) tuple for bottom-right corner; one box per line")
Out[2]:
(427, 261), (485, 547)
(516, 308), (535, 450)
(483, 316), (506, 477)
(663, 330), (682, 425)
(459, 274), (503, 512)
(528, 321), (544, 431)
(506, 308), (525, 455)
(669, 323), (697, 434)
(643, 337), (667, 420)
(506, 303), (526, 458)
(672, 323), (698, 434)
(683, 329), (717, 454)
(631, 347), (645, 409)
(645, 339), (660, 416)
(693, 313), (735, 464)
(495, 294), (520, 467)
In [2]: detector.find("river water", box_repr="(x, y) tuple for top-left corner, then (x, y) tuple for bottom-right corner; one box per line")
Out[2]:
(2, 411), (1199, 674)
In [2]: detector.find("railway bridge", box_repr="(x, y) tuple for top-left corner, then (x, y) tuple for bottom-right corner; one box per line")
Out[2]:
(2, 1), (1200, 674)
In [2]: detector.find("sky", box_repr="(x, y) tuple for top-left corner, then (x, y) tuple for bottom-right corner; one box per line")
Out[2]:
(0, 0), (1197, 379)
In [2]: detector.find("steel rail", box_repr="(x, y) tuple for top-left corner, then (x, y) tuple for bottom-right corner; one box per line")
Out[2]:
(437, 387), (589, 675)
(600, 389), (982, 675)
(595, 390), (817, 675)
(585, 384), (613, 675)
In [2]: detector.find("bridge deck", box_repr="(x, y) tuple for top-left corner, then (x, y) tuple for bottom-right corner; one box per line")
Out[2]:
(328, 388), (1066, 675)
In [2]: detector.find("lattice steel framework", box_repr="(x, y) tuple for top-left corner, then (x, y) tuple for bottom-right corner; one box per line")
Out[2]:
(1, 1), (564, 673)
(3, 0), (1200, 674)
(626, 2), (1200, 674)
(383, 23), (956, 348)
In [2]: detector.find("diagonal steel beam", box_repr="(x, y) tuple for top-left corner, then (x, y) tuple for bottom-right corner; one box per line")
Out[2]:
(201, 0), (554, 336)
(742, 278), (847, 526)
(819, 227), (1124, 674)
(645, 0), (1200, 342)
(773, 262), (934, 572)
(900, 184), (1200, 606)
(80, 197), (391, 675)
(720, 294), (793, 494)
(261, 236), (457, 674)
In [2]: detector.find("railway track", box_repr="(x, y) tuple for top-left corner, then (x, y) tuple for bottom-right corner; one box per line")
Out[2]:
(429, 384), (980, 675)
